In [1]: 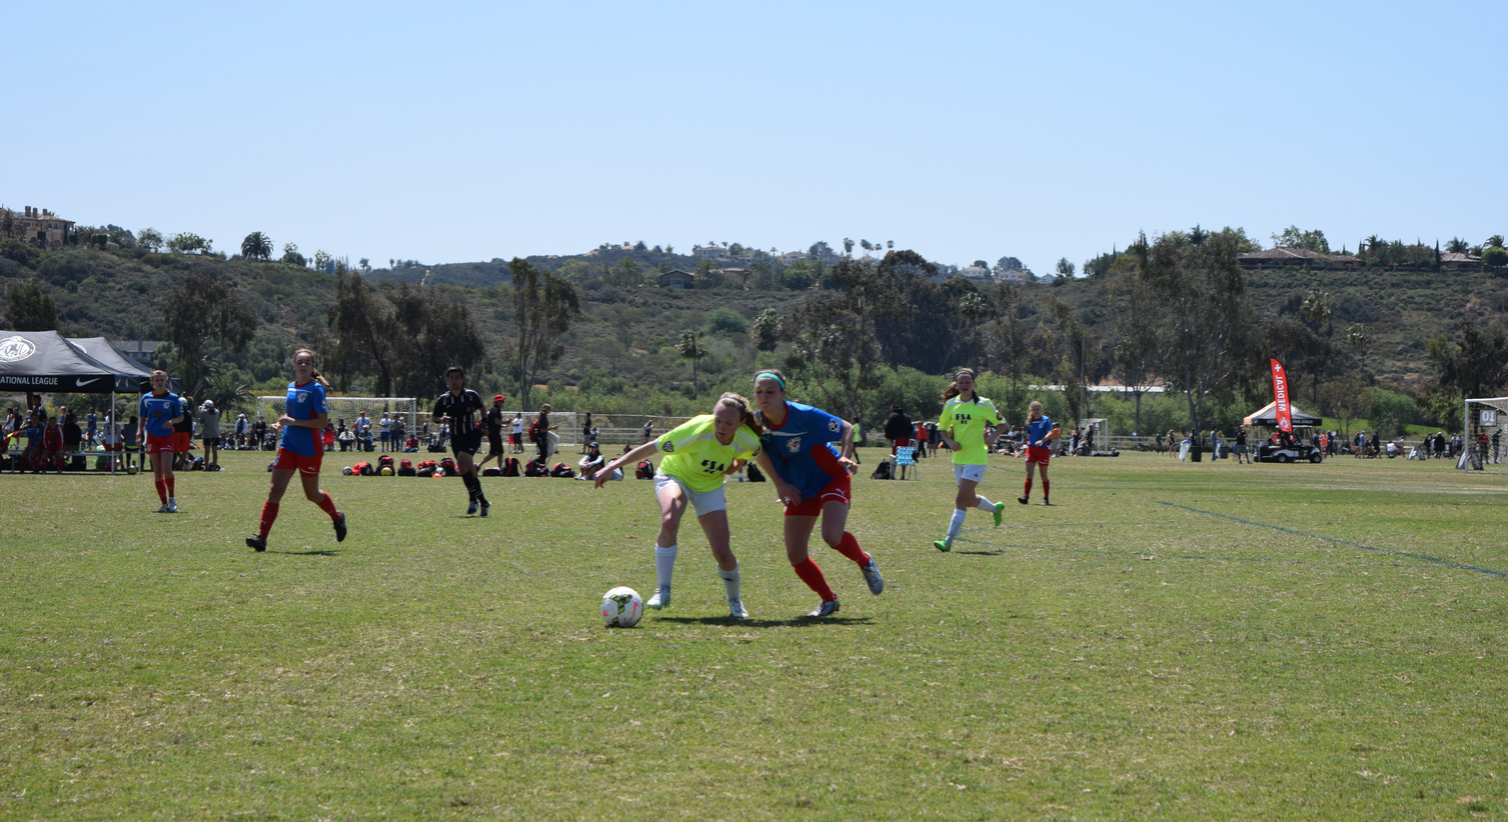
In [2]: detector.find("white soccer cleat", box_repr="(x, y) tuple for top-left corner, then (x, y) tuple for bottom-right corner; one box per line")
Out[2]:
(728, 598), (749, 619)
(646, 587), (670, 610)
(166, 500), (178, 513)
(861, 559), (884, 595)
(156, 504), (171, 514)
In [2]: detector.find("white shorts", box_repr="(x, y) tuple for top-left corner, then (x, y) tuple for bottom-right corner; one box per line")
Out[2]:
(953, 463), (988, 485)
(654, 473), (727, 517)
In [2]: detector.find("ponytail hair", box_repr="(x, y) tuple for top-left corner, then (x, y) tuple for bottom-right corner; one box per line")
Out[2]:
(293, 348), (331, 388)
(718, 392), (763, 435)
(942, 368), (979, 403)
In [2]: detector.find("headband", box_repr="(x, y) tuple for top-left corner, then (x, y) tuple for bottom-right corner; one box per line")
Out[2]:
(755, 372), (786, 389)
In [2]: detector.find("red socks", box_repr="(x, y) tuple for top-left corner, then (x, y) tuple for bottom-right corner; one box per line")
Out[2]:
(1042, 478), (1050, 500)
(259, 502), (280, 538)
(832, 532), (870, 567)
(1023, 477), (1032, 497)
(154, 479), (167, 504)
(315, 491), (339, 521)
(165, 476), (175, 498)
(792, 558), (835, 601)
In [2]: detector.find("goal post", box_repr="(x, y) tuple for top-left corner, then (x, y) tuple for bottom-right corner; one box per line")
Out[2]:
(1462, 396), (1508, 471)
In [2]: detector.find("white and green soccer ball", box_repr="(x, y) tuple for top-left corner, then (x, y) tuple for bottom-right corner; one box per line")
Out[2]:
(600, 586), (643, 628)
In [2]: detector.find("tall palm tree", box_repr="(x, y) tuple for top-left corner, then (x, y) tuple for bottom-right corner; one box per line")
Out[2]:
(1447, 237), (1470, 254)
(1485, 234), (1505, 249)
(240, 231), (272, 261)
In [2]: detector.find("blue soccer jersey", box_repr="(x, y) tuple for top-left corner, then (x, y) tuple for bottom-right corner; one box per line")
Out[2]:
(1027, 415), (1055, 446)
(279, 380), (328, 457)
(758, 401), (848, 498)
(139, 392), (183, 438)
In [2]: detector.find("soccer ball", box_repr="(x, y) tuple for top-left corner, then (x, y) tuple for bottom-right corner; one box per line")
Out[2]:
(343, 466), (353, 476)
(126, 465), (138, 475)
(380, 466), (393, 476)
(432, 471), (444, 479)
(601, 586), (643, 628)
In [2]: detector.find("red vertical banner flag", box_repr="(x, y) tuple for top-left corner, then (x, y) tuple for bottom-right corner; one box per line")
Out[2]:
(1270, 358), (1292, 433)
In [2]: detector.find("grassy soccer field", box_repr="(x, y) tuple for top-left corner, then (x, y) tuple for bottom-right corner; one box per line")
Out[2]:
(2, 449), (1506, 820)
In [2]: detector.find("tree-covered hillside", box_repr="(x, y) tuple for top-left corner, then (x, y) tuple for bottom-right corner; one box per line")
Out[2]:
(3, 235), (1506, 438)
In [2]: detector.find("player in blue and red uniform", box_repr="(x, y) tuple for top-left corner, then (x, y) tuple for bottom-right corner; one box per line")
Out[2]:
(139, 370), (185, 512)
(1019, 400), (1060, 506)
(752, 369), (883, 618)
(246, 349), (346, 552)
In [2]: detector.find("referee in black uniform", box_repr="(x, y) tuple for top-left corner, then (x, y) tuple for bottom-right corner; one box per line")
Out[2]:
(433, 366), (491, 516)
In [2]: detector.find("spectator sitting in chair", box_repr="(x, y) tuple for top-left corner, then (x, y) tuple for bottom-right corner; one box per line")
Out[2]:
(39, 416), (66, 473)
(62, 412), (83, 470)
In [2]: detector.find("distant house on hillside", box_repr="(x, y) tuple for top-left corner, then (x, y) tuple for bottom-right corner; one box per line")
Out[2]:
(1441, 252), (1482, 270)
(996, 268), (1027, 284)
(1239, 248), (1362, 269)
(659, 269), (696, 289)
(693, 245), (727, 260)
(717, 267), (752, 289)
(114, 340), (164, 369)
(6, 206), (74, 248)
(928, 264), (993, 285)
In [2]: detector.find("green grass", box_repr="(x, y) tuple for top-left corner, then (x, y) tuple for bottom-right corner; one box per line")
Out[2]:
(4, 448), (1508, 820)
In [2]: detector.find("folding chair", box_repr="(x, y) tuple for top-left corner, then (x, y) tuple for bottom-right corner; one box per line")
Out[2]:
(894, 446), (919, 480)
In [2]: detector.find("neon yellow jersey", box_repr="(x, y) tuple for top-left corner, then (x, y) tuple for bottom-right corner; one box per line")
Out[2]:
(940, 397), (1001, 465)
(656, 415), (762, 492)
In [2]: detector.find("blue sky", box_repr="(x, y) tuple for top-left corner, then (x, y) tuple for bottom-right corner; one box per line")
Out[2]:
(8, 1), (1504, 274)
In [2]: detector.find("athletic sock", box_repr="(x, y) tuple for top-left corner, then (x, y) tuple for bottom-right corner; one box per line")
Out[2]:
(154, 478), (167, 504)
(1042, 478), (1050, 501)
(165, 476), (175, 498)
(792, 558), (835, 601)
(259, 501), (280, 537)
(718, 563), (741, 601)
(462, 473), (479, 500)
(1023, 477), (1033, 498)
(655, 544), (678, 590)
(314, 491), (339, 520)
(946, 509), (966, 543)
(976, 496), (996, 512)
(832, 531), (870, 567)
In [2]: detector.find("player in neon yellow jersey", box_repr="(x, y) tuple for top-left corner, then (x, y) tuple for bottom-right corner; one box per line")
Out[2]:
(597, 393), (763, 618)
(933, 368), (1004, 551)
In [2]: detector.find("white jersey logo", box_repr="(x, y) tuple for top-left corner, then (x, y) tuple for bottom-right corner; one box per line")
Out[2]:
(828, 418), (841, 433)
(786, 437), (802, 453)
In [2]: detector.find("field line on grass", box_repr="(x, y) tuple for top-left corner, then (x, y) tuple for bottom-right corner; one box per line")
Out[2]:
(1156, 501), (1508, 579)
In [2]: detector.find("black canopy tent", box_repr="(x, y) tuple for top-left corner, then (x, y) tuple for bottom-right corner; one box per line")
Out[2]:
(67, 337), (157, 392)
(1, 331), (173, 474)
(0, 331), (124, 392)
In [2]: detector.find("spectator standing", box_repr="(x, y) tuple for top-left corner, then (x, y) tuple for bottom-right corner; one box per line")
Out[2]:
(532, 405), (557, 459)
(581, 413), (593, 454)
(253, 415), (268, 450)
(642, 418), (653, 442)
(62, 413), (83, 470)
(353, 412), (372, 452)
(173, 397), (196, 471)
(235, 413), (249, 448)
(200, 400), (222, 469)
(86, 408), (98, 447)
(510, 414), (524, 453)
(884, 404), (913, 456)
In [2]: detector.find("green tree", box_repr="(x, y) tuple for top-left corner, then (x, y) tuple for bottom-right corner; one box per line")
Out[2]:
(842, 238), (855, 257)
(387, 283), (489, 398)
(1133, 229), (1256, 434)
(1446, 237), (1470, 254)
(1107, 272), (1161, 434)
(0, 207), (14, 239)
(752, 308), (780, 352)
(1367, 387), (1417, 438)
(240, 232), (273, 261)
(167, 232), (210, 253)
(1483, 246), (1508, 268)
(1055, 258), (1076, 278)
(4, 281), (58, 331)
(326, 271), (401, 395)
(1319, 374), (1369, 438)
(704, 307), (748, 335)
(505, 258), (579, 411)
(1428, 319), (1508, 402)
(1271, 226), (1330, 253)
(160, 270), (257, 392)
(313, 250), (332, 272)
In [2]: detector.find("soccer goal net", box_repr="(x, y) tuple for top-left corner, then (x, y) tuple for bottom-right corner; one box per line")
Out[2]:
(256, 396), (419, 436)
(1462, 396), (1508, 471)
